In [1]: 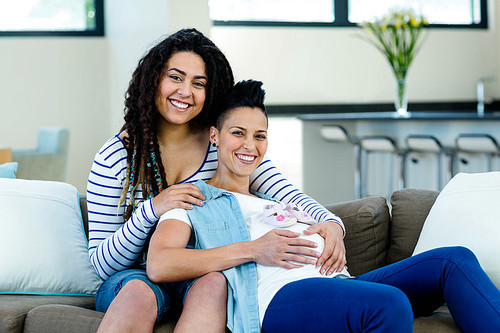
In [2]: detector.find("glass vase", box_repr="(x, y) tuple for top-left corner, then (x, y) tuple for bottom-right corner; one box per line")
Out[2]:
(394, 74), (409, 117)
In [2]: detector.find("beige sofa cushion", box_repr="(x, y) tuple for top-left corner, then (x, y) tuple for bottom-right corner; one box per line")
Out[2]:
(326, 196), (390, 276)
(0, 295), (95, 333)
(24, 304), (179, 333)
(24, 305), (103, 333)
(413, 306), (460, 332)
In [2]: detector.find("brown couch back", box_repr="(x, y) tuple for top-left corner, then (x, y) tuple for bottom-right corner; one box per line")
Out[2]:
(78, 190), (440, 276)
(80, 194), (89, 238)
(326, 189), (439, 277)
(388, 189), (439, 264)
(326, 196), (390, 276)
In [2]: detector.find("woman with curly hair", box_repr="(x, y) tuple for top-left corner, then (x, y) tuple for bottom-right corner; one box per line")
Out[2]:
(87, 28), (346, 332)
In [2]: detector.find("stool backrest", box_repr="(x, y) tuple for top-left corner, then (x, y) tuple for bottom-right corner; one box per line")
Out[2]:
(320, 125), (351, 143)
(360, 136), (398, 152)
(456, 134), (500, 154)
(406, 135), (442, 153)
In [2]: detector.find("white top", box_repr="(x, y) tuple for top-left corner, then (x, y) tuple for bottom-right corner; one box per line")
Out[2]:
(159, 192), (350, 323)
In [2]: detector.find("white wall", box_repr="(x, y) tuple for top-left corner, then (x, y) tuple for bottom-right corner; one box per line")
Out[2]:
(211, 0), (499, 104)
(210, 0), (500, 196)
(106, 0), (170, 135)
(0, 37), (109, 192)
(0, 0), (498, 194)
(0, 0), (210, 192)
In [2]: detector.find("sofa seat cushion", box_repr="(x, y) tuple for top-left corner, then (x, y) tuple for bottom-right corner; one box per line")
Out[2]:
(0, 295), (95, 333)
(414, 306), (460, 332)
(326, 196), (390, 276)
(24, 305), (103, 333)
(24, 303), (178, 333)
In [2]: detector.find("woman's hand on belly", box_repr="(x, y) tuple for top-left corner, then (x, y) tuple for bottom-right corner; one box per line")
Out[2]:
(249, 229), (321, 269)
(303, 222), (346, 275)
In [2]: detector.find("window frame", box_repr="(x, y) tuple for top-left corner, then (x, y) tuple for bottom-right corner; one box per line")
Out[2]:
(0, 0), (105, 37)
(212, 0), (488, 29)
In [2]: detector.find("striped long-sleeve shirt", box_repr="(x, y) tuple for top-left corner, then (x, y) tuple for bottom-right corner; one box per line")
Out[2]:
(87, 135), (344, 280)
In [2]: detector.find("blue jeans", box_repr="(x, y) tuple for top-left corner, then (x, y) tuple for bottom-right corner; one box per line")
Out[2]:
(262, 247), (500, 333)
(95, 268), (190, 322)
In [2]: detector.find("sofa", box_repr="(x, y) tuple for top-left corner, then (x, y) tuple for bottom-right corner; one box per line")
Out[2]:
(11, 127), (70, 182)
(1, 187), (462, 333)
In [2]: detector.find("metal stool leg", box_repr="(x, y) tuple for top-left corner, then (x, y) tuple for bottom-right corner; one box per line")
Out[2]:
(320, 125), (362, 199)
(405, 135), (448, 190)
(354, 144), (361, 199)
(359, 136), (405, 198)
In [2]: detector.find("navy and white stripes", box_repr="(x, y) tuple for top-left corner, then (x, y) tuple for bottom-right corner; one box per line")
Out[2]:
(87, 135), (344, 280)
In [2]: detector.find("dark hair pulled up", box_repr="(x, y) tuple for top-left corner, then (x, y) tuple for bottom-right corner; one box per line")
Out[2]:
(215, 79), (267, 130)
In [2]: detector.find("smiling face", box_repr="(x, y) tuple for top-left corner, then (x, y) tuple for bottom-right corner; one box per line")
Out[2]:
(211, 107), (268, 179)
(155, 51), (207, 126)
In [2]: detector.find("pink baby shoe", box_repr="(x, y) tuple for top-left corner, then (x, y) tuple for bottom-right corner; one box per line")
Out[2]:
(285, 203), (316, 225)
(263, 202), (297, 228)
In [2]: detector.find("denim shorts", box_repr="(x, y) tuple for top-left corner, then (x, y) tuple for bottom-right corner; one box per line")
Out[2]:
(95, 268), (191, 322)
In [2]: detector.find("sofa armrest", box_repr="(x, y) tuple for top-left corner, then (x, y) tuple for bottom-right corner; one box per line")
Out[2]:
(387, 189), (439, 264)
(326, 196), (390, 276)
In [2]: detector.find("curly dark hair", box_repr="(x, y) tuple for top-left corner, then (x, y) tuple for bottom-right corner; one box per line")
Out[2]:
(119, 28), (234, 218)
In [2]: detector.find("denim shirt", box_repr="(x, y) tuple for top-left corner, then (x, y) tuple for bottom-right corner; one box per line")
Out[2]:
(186, 180), (278, 333)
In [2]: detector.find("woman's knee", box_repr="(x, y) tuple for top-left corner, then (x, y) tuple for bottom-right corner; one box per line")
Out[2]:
(367, 285), (413, 329)
(447, 246), (476, 260)
(428, 246), (475, 260)
(118, 279), (157, 311)
(191, 272), (227, 303)
(429, 246), (479, 269)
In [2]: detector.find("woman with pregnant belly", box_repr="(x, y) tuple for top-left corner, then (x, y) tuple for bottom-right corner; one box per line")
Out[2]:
(147, 80), (500, 333)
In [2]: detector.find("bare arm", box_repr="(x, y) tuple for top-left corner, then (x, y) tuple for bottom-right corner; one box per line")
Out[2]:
(146, 219), (321, 284)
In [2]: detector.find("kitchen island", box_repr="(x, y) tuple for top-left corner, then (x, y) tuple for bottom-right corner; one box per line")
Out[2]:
(298, 111), (500, 204)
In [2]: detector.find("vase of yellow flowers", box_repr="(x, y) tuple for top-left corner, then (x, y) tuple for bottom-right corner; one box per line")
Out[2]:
(360, 9), (428, 117)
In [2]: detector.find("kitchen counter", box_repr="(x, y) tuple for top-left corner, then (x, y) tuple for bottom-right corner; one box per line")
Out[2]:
(298, 111), (500, 205)
(298, 111), (500, 121)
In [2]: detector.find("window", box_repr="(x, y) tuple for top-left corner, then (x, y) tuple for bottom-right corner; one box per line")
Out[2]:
(210, 0), (334, 23)
(0, 0), (104, 36)
(210, 0), (487, 28)
(349, 0), (484, 26)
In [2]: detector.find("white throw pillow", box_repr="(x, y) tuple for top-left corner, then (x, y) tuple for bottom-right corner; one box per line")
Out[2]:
(0, 178), (102, 295)
(413, 172), (500, 289)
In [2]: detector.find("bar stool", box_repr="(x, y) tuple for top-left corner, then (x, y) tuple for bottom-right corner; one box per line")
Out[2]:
(320, 125), (362, 199)
(405, 135), (453, 190)
(358, 136), (406, 198)
(455, 134), (500, 173)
